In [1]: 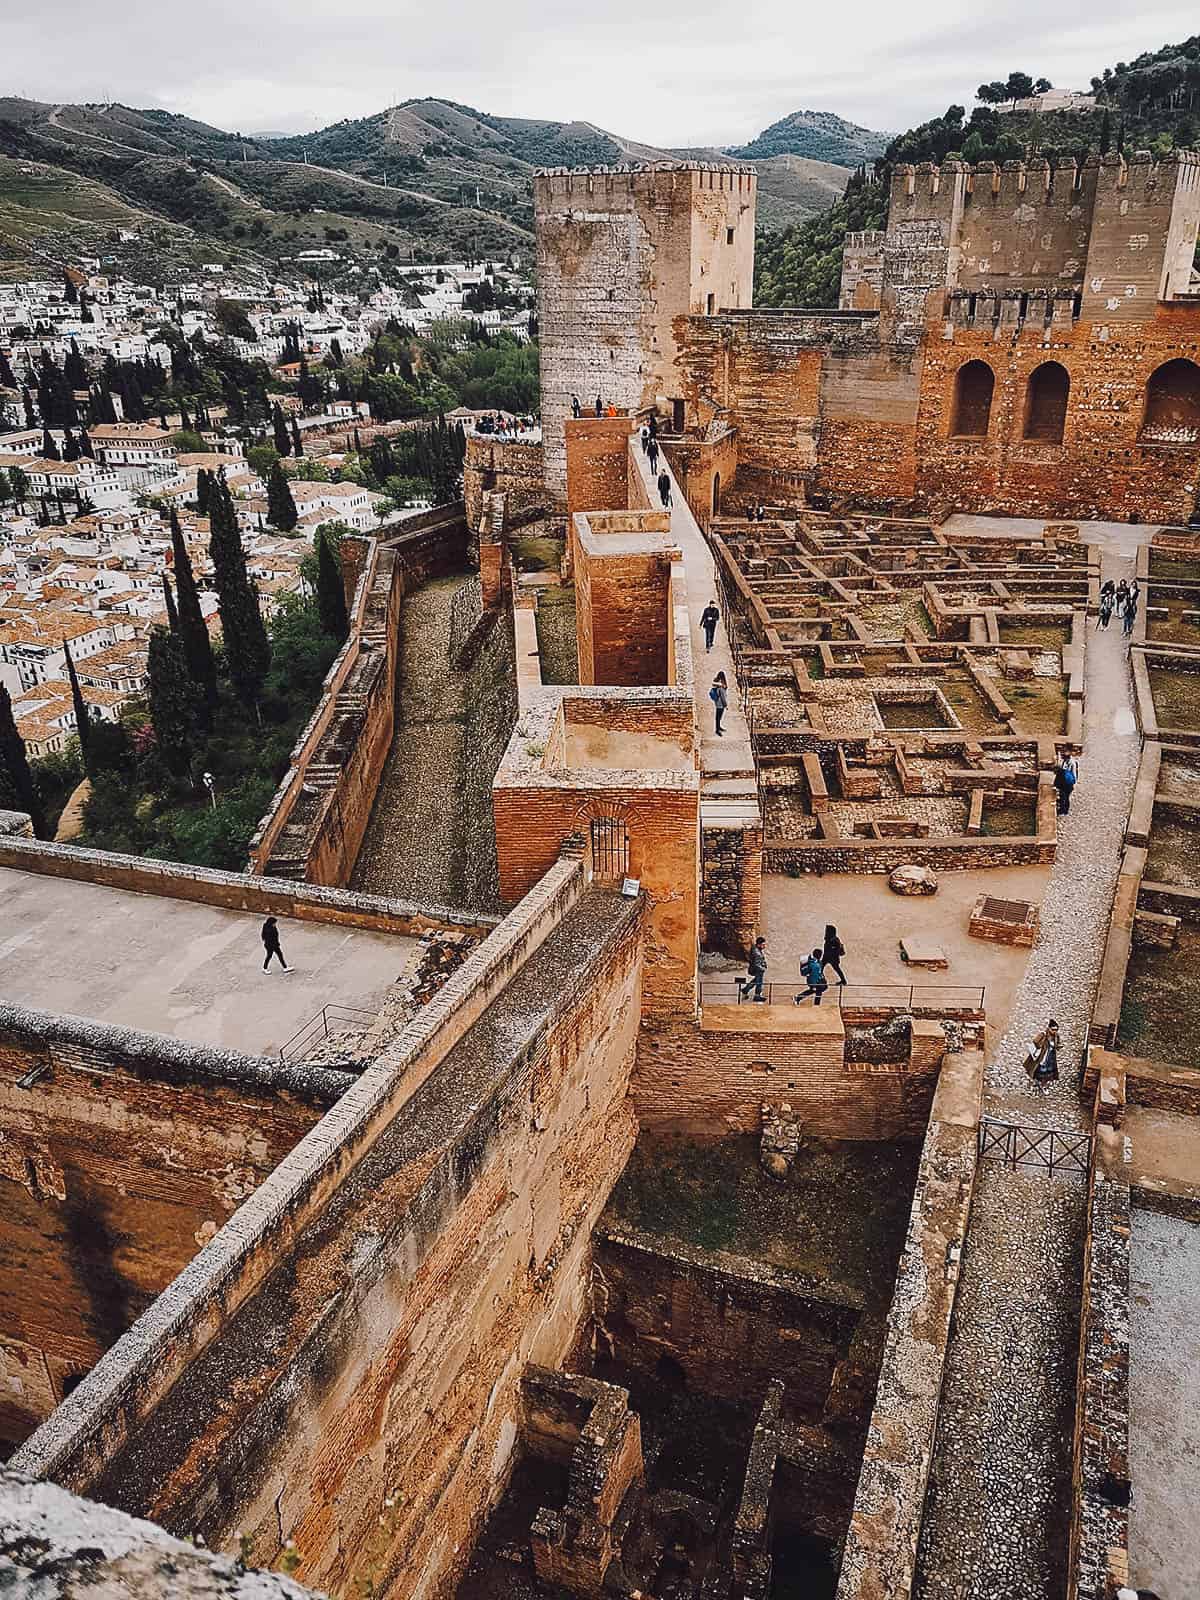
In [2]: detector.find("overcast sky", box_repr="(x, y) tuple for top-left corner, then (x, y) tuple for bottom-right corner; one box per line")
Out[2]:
(5, 1), (1198, 144)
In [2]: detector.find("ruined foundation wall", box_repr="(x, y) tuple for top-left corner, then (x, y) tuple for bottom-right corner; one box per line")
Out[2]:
(459, 598), (519, 909)
(463, 437), (545, 531)
(0, 1005), (343, 1453)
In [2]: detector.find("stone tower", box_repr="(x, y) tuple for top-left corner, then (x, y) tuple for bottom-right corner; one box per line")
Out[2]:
(534, 162), (757, 503)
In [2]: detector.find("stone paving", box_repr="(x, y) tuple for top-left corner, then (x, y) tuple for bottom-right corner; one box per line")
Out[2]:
(913, 536), (1144, 1600)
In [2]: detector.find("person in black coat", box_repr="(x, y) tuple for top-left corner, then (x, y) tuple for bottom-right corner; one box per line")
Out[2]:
(821, 924), (847, 986)
(657, 469), (672, 508)
(261, 916), (290, 972)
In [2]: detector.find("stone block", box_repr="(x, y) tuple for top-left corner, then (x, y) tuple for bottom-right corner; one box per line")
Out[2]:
(968, 893), (1040, 946)
(889, 864), (939, 895)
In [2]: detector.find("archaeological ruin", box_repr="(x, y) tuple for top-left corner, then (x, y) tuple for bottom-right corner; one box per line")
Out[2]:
(4, 151), (1200, 1600)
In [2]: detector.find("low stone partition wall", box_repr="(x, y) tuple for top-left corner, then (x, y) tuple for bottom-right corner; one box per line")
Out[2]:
(835, 1048), (982, 1600)
(1066, 1160), (1132, 1600)
(764, 831), (1056, 874)
(13, 859), (649, 1600)
(0, 834), (495, 939)
(464, 435), (545, 531)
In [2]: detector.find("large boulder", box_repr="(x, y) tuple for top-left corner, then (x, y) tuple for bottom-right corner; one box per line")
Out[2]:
(889, 864), (939, 896)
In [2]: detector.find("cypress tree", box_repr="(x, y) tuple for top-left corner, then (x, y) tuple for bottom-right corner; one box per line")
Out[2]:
(316, 526), (349, 641)
(196, 467), (212, 515)
(77, 426), (93, 459)
(208, 475), (271, 707)
(267, 460), (298, 531)
(62, 429), (80, 462)
(63, 636), (92, 768)
(272, 404), (292, 457)
(162, 571), (179, 632)
(22, 387), (36, 427)
(180, 405), (192, 432)
(170, 508), (217, 711)
(0, 683), (45, 837)
(41, 428), (60, 462)
(0, 350), (17, 389)
(147, 626), (204, 779)
(290, 418), (303, 457)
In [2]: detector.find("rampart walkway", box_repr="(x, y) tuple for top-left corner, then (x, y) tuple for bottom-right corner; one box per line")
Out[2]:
(913, 529), (1146, 1600)
(0, 865), (415, 1058)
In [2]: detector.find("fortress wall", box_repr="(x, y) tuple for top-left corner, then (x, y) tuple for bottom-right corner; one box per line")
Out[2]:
(16, 870), (645, 1600)
(463, 436), (545, 532)
(913, 304), (1200, 523)
(0, 1005), (344, 1454)
(954, 158), (1096, 293)
(0, 835), (495, 937)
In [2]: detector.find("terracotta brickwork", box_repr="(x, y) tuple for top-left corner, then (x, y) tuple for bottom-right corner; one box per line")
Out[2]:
(0, 1005), (341, 1452)
(570, 509), (678, 686)
(565, 417), (636, 516)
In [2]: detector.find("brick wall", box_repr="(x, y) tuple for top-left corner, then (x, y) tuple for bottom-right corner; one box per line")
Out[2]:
(633, 1012), (942, 1138)
(0, 1005), (342, 1452)
(566, 418), (635, 515)
(700, 819), (763, 957)
(463, 436), (545, 531)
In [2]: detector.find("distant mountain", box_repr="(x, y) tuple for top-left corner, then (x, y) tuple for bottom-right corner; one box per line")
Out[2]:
(727, 109), (890, 168)
(0, 93), (863, 280)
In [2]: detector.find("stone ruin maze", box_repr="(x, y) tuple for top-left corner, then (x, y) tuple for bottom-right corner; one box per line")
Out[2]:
(4, 158), (1200, 1600)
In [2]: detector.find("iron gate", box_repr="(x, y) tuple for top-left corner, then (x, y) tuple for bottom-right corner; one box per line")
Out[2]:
(590, 815), (629, 881)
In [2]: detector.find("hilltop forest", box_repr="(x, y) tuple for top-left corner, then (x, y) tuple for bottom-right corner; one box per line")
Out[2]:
(755, 33), (1200, 308)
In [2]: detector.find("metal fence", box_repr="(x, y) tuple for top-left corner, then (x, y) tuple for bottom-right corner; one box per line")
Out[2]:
(698, 978), (985, 1012)
(279, 1003), (377, 1063)
(977, 1117), (1092, 1177)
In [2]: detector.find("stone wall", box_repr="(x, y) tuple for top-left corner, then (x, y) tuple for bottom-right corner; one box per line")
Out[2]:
(13, 861), (646, 1600)
(0, 1004), (344, 1453)
(463, 436), (545, 532)
(835, 1048), (982, 1600)
(1067, 1163), (1131, 1600)
(0, 834), (495, 939)
(700, 817), (763, 958)
(594, 1225), (863, 1413)
(565, 417), (636, 516)
(633, 1011), (949, 1138)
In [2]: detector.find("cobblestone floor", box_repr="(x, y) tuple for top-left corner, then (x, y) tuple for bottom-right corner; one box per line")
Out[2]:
(351, 574), (474, 906)
(913, 543), (1142, 1600)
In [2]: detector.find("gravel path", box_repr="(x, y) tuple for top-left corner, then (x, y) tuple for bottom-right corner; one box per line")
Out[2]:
(913, 546), (1142, 1600)
(351, 575), (472, 906)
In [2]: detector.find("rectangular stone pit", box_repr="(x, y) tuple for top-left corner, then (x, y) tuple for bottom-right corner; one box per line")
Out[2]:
(968, 892), (1040, 947)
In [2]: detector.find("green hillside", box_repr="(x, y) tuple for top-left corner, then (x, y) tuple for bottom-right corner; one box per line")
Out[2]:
(755, 33), (1200, 309)
(728, 109), (889, 167)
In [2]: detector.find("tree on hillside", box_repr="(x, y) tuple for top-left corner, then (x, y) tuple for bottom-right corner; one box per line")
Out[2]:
(1035, 77), (1053, 94)
(196, 468), (212, 516)
(0, 350), (18, 390)
(208, 474), (271, 707)
(267, 460), (298, 531)
(290, 418), (304, 457)
(41, 428), (60, 462)
(315, 524), (350, 641)
(170, 507), (217, 713)
(148, 626), (205, 779)
(1006, 71), (1035, 107)
(0, 684), (45, 837)
(977, 81), (1009, 105)
(63, 637), (92, 770)
(272, 404), (292, 457)
(161, 571), (179, 633)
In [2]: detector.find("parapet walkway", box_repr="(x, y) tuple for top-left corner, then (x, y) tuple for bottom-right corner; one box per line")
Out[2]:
(628, 441), (759, 834)
(913, 531), (1146, 1600)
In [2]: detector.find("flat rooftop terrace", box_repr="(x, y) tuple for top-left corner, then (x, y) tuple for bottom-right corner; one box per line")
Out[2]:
(0, 866), (418, 1057)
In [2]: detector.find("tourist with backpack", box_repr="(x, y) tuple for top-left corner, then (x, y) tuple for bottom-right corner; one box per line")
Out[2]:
(709, 672), (728, 736)
(1053, 758), (1077, 815)
(740, 936), (768, 1002)
(821, 925), (848, 986)
(795, 949), (829, 1006)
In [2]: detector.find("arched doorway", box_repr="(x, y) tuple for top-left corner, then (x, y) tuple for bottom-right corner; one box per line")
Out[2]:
(712, 472), (721, 516)
(589, 812), (630, 881)
(1023, 362), (1070, 443)
(1141, 359), (1200, 443)
(950, 360), (995, 438)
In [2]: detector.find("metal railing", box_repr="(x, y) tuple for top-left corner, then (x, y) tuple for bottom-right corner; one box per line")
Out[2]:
(698, 978), (985, 1011)
(279, 1003), (377, 1063)
(977, 1117), (1091, 1177)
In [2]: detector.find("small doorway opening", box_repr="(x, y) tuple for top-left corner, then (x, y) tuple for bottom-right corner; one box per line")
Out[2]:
(590, 815), (630, 881)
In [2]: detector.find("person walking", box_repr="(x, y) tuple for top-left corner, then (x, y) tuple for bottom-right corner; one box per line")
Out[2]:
(261, 916), (290, 973)
(821, 924), (848, 986)
(639, 422), (650, 453)
(1098, 591), (1113, 630)
(740, 936), (768, 1002)
(1115, 578), (1129, 616)
(1053, 758), (1077, 815)
(1024, 1020), (1060, 1093)
(571, 394), (582, 419)
(700, 599), (720, 651)
(1123, 586), (1138, 637)
(795, 948), (829, 1006)
(710, 671), (728, 736)
(657, 468), (672, 509)
(595, 395), (603, 417)
(647, 438), (659, 474)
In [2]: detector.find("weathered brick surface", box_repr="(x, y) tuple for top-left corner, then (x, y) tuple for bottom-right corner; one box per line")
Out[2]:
(463, 436), (544, 531)
(536, 164), (756, 502)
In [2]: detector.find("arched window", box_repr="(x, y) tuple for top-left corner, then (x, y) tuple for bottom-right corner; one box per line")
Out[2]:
(589, 813), (629, 881)
(1024, 362), (1070, 443)
(950, 361), (995, 438)
(1142, 359), (1200, 443)
(712, 472), (721, 515)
